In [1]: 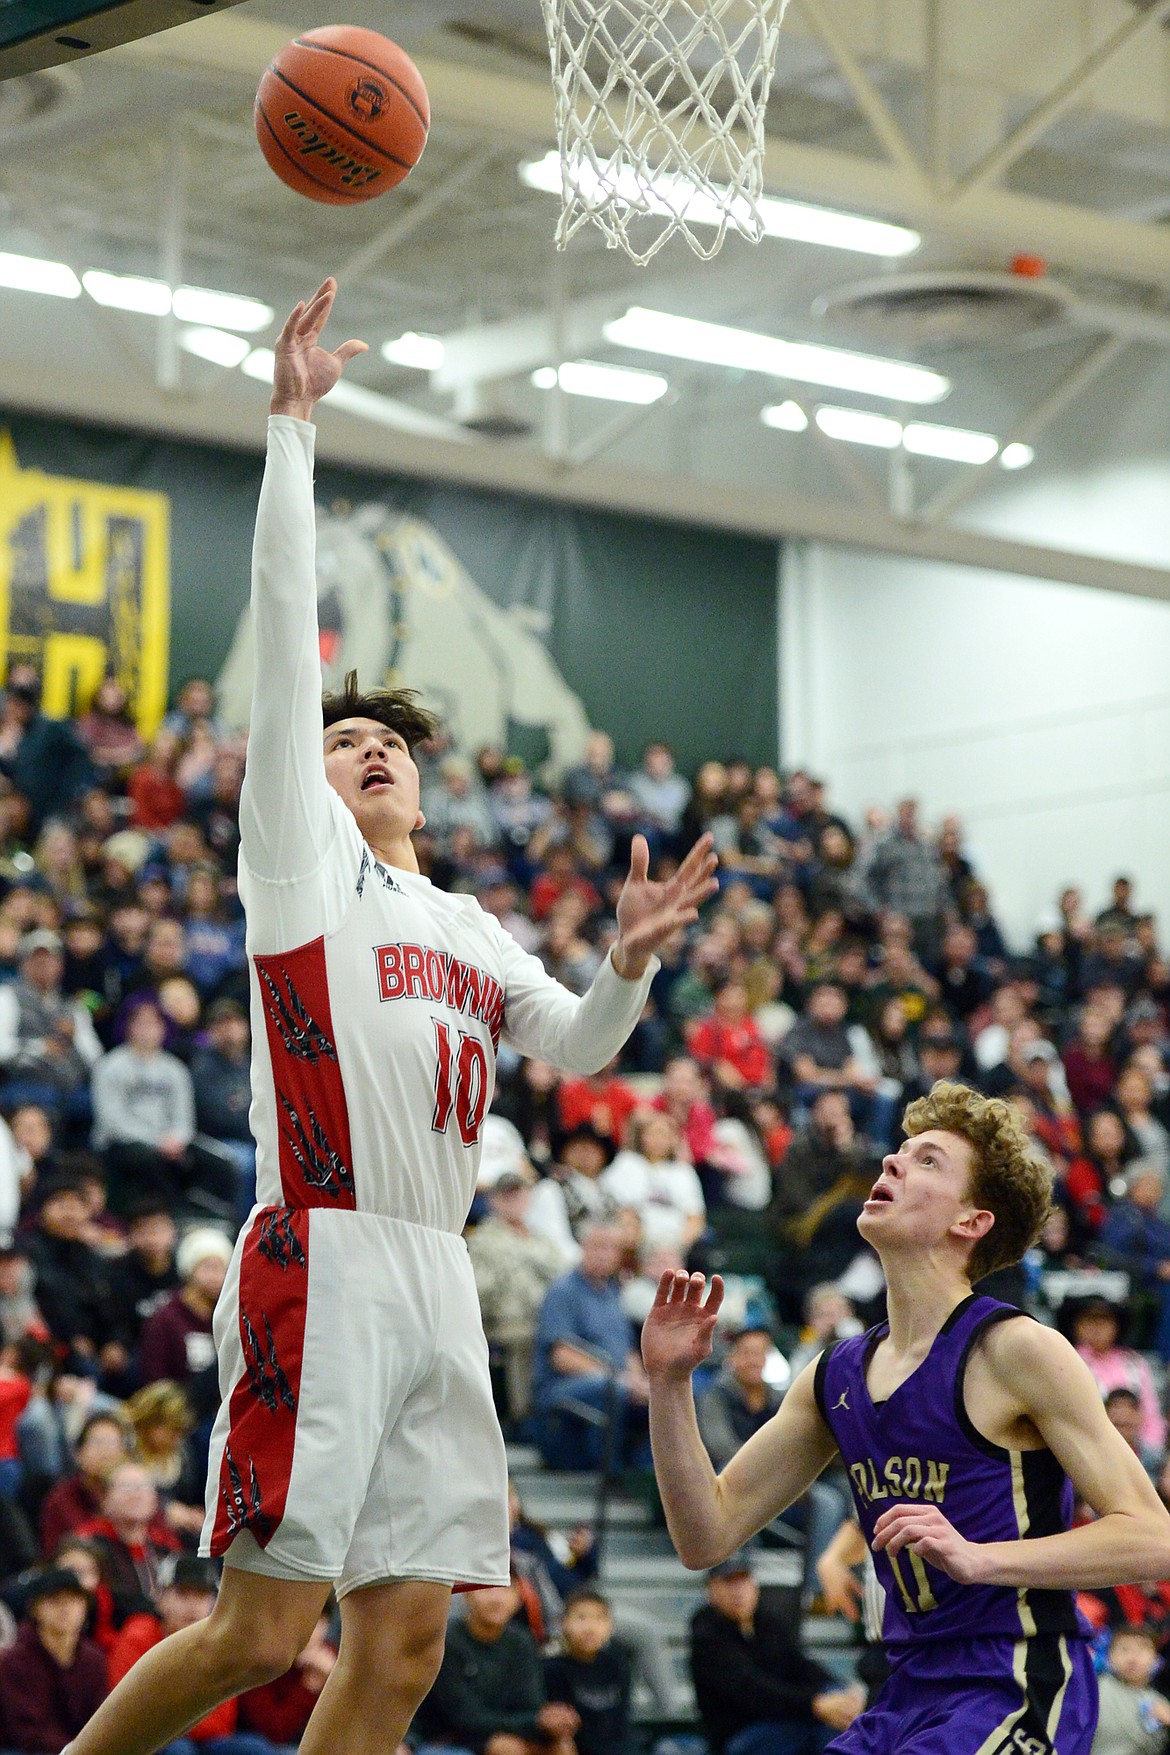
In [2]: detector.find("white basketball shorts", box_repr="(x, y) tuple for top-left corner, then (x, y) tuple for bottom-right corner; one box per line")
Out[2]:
(199, 1205), (510, 1598)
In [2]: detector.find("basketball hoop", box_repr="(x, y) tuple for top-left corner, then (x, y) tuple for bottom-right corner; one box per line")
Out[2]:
(540, 0), (791, 265)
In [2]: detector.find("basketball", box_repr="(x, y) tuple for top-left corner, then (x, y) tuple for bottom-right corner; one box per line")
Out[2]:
(255, 26), (430, 206)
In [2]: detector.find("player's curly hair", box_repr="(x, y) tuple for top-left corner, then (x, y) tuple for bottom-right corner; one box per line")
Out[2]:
(902, 1080), (1052, 1283)
(320, 671), (439, 752)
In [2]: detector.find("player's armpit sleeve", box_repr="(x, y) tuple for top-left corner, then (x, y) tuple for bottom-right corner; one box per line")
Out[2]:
(496, 927), (659, 1074)
(239, 416), (338, 883)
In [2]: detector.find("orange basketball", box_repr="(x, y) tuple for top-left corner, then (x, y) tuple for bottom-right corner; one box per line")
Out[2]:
(255, 26), (430, 205)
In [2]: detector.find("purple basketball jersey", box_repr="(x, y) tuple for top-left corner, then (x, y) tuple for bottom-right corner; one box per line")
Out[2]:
(815, 1293), (1087, 1652)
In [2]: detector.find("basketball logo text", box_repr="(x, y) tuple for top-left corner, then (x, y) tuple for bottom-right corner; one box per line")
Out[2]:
(349, 79), (386, 120)
(281, 112), (383, 188)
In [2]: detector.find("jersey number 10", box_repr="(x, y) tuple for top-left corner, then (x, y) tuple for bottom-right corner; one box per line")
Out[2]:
(431, 1019), (489, 1146)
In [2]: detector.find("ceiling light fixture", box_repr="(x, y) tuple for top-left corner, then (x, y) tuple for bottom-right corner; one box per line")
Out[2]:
(815, 406), (904, 449)
(761, 400), (809, 432)
(519, 153), (920, 257)
(0, 251), (80, 299)
(531, 359), (669, 403)
(180, 327), (252, 368)
(902, 421), (999, 465)
(605, 307), (950, 405)
(82, 270), (172, 315)
(1000, 442), (1036, 470)
(241, 348), (276, 383)
(171, 287), (272, 333)
(382, 332), (445, 370)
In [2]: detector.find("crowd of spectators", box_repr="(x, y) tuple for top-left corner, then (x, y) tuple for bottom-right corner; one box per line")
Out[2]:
(0, 669), (1162, 1749)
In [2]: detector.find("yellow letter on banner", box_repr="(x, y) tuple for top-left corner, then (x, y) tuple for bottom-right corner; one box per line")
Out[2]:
(0, 432), (170, 733)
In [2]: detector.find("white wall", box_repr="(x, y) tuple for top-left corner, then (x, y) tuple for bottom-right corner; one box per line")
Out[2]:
(780, 541), (1170, 947)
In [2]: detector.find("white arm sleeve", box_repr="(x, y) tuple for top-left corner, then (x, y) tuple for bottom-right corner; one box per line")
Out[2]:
(238, 416), (359, 952)
(492, 920), (659, 1075)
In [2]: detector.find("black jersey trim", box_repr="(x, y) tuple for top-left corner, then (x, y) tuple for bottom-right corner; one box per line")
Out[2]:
(813, 1343), (838, 1426)
(953, 1304), (1029, 1460)
(939, 1290), (979, 1335)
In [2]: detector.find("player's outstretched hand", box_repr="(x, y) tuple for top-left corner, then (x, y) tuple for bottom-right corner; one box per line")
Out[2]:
(642, 1269), (724, 1383)
(871, 1503), (984, 1585)
(271, 278), (369, 422)
(612, 832), (719, 980)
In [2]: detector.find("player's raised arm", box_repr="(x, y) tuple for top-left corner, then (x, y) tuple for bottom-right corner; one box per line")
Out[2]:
(872, 1319), (1170, 1589)
(495, 832), (719, 1072)
(239, 280), (368, 883)
(643, 1270), (839, 1570)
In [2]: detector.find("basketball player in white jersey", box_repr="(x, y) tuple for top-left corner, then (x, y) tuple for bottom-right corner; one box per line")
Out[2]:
(68, 280), (718, 1755)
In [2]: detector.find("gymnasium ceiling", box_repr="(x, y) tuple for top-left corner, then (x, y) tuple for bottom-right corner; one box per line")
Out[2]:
(2, 0), (1170, 595)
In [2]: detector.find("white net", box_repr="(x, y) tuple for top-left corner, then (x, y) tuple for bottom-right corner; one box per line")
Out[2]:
(540, 0), (791, 265)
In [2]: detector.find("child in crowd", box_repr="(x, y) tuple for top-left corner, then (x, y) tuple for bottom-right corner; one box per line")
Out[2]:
(1093, 1625), (1170, 1755)
(544, 1588), (634, 1755)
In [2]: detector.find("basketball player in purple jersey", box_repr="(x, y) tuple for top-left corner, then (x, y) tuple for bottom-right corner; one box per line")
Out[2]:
(644, 1082), (1170, 1755)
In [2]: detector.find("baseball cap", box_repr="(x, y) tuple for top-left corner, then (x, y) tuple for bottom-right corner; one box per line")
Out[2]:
(25, 1566), (90, 1607)
(19, 929), (62, 958)
(157, 1554), (219, 1594)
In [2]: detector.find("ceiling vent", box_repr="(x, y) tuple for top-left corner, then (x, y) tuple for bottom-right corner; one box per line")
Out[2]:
(812, 270), (1074, 352)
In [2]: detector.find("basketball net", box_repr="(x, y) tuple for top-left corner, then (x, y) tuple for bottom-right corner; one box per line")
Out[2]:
(540, 0), (791, 265)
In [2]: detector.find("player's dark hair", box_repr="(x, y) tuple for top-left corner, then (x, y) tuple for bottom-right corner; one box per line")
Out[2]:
(321, 671), (439, 752)
(563, 1587), (611, 1614)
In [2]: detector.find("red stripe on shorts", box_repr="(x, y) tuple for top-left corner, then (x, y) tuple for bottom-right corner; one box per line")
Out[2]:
(254, 937), (357, 1208)
(209, 1207), (311, 1557)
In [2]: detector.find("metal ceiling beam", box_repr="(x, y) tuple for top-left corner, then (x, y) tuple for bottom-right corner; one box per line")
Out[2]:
(337, 152), (490, 283)
(953, 0), (1170, 196)
(3, 347), (1166, 604)
(919, 333), (1129, 528)
(791, 0), (927, 184)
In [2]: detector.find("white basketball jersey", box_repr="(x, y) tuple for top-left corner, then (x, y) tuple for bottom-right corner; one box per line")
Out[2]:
(240, 419), (653, 1232)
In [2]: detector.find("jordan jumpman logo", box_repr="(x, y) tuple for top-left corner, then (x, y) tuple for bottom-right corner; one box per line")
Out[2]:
(832, 1390), (850, 1410)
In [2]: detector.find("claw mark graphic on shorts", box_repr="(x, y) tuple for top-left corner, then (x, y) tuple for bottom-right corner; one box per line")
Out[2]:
(221, 1443), (272, 1542)
(258, 964), (337, 1064)
(279, 1095), (355, 1199)
(242, 1310), (297, 1414)
(257, 1209), (307, 1271)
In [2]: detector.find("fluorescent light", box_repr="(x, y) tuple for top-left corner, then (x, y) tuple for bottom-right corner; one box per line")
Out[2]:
(903, 422), (999, 465)
(1001, 442), (1035, 471)
(605, 307), (949, 405)
(180, 327), (251, 368)
(172, 286), (272, 333)
(0, 252), (80, 299)
(519, 152), (920, 257)
(761, 400), (809, 432)
(83, 270), (171, 315)
(530, 359), (669, 404)
(382, 332), (445, 370)
(815, 405), (903, 449)
(241, 348), (276, 383)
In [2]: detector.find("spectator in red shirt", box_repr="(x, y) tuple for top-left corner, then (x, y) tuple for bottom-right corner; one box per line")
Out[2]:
(688, 981), (772, 1092)
(652, 1056), (717, 1166)
(39, 1413), (131, 1561)
(138, 1229), (232, 1388)
(1062, 1007), (1118, 1117)
(0, 1566), (107, 1753)
(239, 1610), (338, 1747)
(79, 1464), (181, 1632)
(0, 1335), (35, 1499)
(529, 842), (603, 924)
(107, 1555), (273, 1755)
(557, 1056), (641, 1149)
(127, 731), (187, 832)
